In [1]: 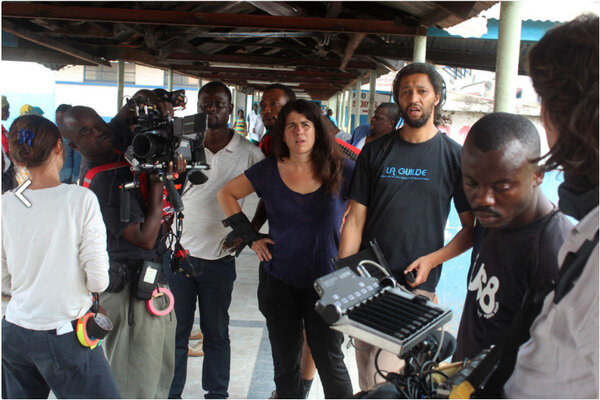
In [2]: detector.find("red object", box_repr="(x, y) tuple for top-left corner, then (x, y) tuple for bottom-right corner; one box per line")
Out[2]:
(259, 133), (272, 157)
(82, 158), (175, 222)
(82, 161), (130, 188)
(335, 138), (360, 161)
(2, 125), (9, 154)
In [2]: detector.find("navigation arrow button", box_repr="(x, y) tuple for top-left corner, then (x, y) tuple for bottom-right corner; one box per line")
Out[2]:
(15, 179), (32, 207)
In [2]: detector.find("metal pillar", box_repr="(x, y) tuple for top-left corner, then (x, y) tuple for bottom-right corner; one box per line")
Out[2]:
(354, 79), (362, 132)
(167, 68), (174, 91)
(116, 60), (124, 113)
(413, 35), (427, 63)
(494, 1), (523, 113)
(368, 70), (377, 119)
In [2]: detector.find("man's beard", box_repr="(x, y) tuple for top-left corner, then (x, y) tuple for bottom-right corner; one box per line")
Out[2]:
(401, 103), (435, 128)
(264, 122), (275, 132)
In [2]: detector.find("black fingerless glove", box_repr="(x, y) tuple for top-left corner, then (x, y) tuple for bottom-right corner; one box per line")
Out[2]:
(222, 212), (267, 257)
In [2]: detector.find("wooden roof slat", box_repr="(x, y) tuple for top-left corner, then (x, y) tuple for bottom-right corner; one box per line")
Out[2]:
(3, 3), (421, 35)
(2, 19), (110, 66)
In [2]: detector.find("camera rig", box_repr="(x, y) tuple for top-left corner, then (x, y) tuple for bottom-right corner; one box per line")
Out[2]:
(119, 89), (210, 220)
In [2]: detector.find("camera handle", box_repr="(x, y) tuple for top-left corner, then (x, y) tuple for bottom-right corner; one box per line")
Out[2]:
(119, 180), (139, 223)
(163, 176), (184, 212)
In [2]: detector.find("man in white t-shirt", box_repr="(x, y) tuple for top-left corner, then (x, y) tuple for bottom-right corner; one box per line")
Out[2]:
(247, 103), (264, 145)
(167, 81), (264, 399)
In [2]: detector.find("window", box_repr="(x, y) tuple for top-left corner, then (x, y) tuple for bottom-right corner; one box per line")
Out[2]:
(84, 62), (135, 83)
(164, 71), (198, 87)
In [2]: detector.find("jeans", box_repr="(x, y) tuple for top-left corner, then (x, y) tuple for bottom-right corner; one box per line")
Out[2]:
(166, 255), (236, 399)
(2, 318), (120, 399)
(258, 265), (353, 399)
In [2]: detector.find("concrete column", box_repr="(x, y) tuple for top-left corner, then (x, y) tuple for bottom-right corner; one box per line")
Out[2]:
(340, 90), (346, 132)
(494, 1), (523, 113)
(336, 93), (343, 125)
(167, 68), (174, 91)
(354, 79), (362, 132)
(345, 88), (352, 133)
(368, 70), (377, 119)
(413, 35), (427, 63)
(116, 60), (124, 113)
(231, 87), (237, 128)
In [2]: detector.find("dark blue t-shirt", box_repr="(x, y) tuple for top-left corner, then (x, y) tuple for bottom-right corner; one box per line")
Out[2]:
(245, 157), (355, 287)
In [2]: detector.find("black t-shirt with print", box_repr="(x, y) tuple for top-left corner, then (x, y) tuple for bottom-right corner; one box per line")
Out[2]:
(349, 131), (470, 292)
(453, 211), (573, 361)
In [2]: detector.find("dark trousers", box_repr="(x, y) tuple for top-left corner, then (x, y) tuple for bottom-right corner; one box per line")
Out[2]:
(1, 318), (120, 399)
(258, 265), (353, 399)
(167, 255), (236, 399)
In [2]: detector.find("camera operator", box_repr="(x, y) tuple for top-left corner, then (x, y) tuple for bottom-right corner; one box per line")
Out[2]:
(60, 105), (184, 398)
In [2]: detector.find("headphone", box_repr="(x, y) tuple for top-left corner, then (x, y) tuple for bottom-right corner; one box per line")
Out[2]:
(392, 63), (447, 108)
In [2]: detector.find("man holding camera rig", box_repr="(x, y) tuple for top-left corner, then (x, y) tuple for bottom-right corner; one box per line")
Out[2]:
(166, 81), (264, 399)
(59, 89), (184, 398)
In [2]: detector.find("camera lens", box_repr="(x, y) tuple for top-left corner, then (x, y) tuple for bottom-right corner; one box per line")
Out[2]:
(132, 133), (166, 159)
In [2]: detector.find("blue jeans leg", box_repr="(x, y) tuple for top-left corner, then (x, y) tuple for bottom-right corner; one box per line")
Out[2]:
(2, 318), (120, 399)
(167, 255), (235, 399)
(167, 256), (199, 399)
(196, 256), (236, 399)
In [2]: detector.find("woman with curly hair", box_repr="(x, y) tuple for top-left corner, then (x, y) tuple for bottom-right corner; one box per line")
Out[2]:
(218, 99), (354, 398)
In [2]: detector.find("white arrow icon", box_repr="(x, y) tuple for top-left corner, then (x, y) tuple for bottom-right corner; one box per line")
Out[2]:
(15, 179), (32, 207)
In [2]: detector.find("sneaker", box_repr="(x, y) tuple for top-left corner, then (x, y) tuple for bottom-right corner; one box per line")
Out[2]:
(188, 340), (204, 357)
(189, 329), (203, 340)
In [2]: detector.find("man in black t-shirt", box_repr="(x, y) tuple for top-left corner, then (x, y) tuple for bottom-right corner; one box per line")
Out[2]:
(339, 63), (475, 392)
(453, 112), (572, 361)
(60, 105), (179, 398)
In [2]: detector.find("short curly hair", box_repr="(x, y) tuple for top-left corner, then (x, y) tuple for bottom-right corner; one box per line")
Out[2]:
(528, 14), (599, 188)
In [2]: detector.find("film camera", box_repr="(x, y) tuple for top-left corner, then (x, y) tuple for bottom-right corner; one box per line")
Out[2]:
(120, 89), (210, 219)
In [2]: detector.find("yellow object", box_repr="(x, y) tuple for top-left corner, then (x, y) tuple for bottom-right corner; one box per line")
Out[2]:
(432, 361), (465, 384)
(449, 380), (475, 399)
(76, 313), (100, 350)
(19, 104), (33, 116)
(14, 165), (31, 186)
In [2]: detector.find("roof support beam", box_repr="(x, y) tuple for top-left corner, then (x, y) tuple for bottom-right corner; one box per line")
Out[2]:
(171, 66), (357, 78)
(1, 46), (95, 66)
(340, 33), (366, 69)
(161, 52), (377, 69)
(1, 19), (110, 66)
(3, 3), (420, 35)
